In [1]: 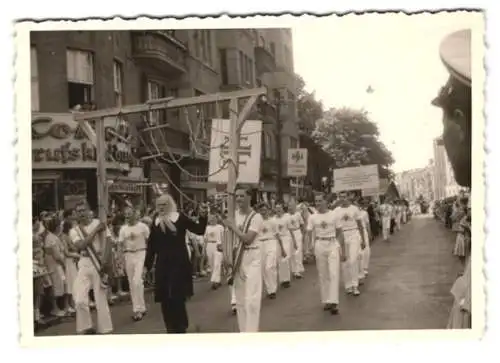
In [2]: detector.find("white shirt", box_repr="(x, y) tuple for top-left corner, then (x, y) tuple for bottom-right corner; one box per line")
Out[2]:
(69, 218), (112, 254)
(379, 203), (393, 219)
(257, 218), (278, 242)
(359, 209), (370, 230)
(306, 211), (339, 238)
(235, 209), (264, 248)
(332, 205), (363, 231)
(204, 224), (225, 245)
(287, 211), (305, 232)
(118, 222), (150, 251)
(273, 213), (292, 238)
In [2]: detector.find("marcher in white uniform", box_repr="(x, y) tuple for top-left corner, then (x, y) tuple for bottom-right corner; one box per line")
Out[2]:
(118, 206), (150, 321)
(379, 199), (393, 241)
(358, 203), (372, 279)
(222, 186), (264, 332)
(274, 203), (294, 288)
(394, 201), (402, 231)
(332, 193), (367, 296)
(288, 199), (305, 279)
(306, 193), (345, 314)
(256, 203), (282, 299)
(70, 200), (113, 334)
(204, 214), (224, 289)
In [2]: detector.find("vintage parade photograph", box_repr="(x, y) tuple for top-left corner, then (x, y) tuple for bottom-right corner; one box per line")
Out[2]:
(17, 10), (484, 340)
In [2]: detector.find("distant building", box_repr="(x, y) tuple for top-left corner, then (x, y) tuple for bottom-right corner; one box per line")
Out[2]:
(395, 160), (435, 202)
(433, 137), (463, 199)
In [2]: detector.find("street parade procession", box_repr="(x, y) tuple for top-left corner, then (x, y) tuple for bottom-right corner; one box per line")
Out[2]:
(29, 23), (474, 336)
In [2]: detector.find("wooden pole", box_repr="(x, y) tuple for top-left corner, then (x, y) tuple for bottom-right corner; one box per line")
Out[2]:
(95, 118), (108, 247)
(226, 98), (239, 266)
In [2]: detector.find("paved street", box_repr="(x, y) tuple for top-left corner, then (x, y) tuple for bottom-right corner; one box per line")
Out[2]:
(36, 215), (461, 336)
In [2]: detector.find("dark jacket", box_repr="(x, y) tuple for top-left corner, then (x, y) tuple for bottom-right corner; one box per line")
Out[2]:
(144, 212), (207, 302)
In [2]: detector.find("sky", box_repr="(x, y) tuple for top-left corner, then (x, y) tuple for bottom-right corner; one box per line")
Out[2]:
(292, 12), (479, 173)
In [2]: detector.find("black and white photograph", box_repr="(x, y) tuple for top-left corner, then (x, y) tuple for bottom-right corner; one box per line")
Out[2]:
(16, 11), (484, 343)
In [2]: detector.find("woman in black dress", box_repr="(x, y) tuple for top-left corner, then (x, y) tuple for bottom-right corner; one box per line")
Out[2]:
(143, 194), (208, 333)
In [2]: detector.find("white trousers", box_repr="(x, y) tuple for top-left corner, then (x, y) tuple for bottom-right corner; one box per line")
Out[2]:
(206, 243), (223, 284)
(290, 230), (305, 274)
(382, 217), (391, 240)
(124, 250), (146, 313)
(278, 236), (292, 283)
(359, 228), (371, 278)
(261, 239), (278, 294)
(314, 240), (340, 305)
(395, 215), (402, 231)
(234, 248), (263, 332)
(342, 230), (362, 290)
(74, 257), (113, 334)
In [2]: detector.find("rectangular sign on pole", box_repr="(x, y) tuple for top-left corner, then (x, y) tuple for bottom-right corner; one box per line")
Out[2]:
(208, 119), (262, 185)
(287, 148), (308, 177)
(333, 164), (380, 192)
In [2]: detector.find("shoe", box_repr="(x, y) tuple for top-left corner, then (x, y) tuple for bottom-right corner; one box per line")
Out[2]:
(352, 287), (361, 296)
(345, 287), (353, 295)
(294, 274), (303, 279)
(231, 305), (237, 315)
(324, 303), (333, 311)
(268, 293), (276, 299)
(281, 281), (291, 288)
(330, 304), (339, 315)
(358, 278), (365, 286)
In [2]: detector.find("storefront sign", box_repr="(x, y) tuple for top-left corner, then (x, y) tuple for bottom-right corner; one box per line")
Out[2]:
(31, 113), (132, 170)
(108, 180), (143, 194)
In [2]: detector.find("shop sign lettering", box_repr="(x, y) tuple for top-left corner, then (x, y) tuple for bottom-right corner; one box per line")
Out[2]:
(31, 114), (134, 168)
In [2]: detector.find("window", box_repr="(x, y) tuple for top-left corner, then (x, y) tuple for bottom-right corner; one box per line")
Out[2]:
(66, 49), (94, 110)
(195, 30), (213, 66)
(147, 80), (163, 125)
(264, 132), (273, 159)
(219, 49), (228, 85)
(113, 60), (123, 107)
(290, 137), (298, 149)
(31, 47), (39, 111)
(270, 42), (276, 57)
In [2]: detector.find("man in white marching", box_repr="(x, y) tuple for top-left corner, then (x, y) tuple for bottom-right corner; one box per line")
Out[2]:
(274, 202), (295, 288)
(333, 192), (367, 296)
(119, 205), (150, 321)
(358, 201), (372, 280)
(204, 214), (225, 290)
(257, 202), (282, 299)
(222, 185), (264, 332)
(306, 192), (345, 315)
(288, 199), (305, 279)
(379, 197), (393, 242)
(70, 200), (113, 334)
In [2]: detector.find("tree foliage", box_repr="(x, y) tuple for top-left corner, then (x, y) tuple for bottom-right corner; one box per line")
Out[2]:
(295, 74), (324, 135)
(312, 107), (395, 179)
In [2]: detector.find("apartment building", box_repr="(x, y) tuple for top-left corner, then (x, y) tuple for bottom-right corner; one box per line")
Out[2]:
(395, 161), (435, 202)
(30, 28), (300, 211)
(433, 137), (463, 199)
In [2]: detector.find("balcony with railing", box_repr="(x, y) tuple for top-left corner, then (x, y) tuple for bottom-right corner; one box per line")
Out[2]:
(131, 31), (188, 75)
(136, 124), (191, 159)
(254, 46), (276, 75)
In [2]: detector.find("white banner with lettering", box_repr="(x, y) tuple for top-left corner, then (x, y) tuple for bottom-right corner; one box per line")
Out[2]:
(208, 119), (262, 185)
(333, 164), (380, 192)
(287, 148), (308, 177)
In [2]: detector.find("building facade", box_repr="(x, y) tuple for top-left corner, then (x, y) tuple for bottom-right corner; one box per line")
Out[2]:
(31, 28), (300, 213)
(432, 137), (463, 199)
(395, 161), (435, 202)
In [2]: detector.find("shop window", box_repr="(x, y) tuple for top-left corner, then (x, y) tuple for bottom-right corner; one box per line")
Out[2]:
(67, 49), (94, 110)
(32, 181), (57, 215)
